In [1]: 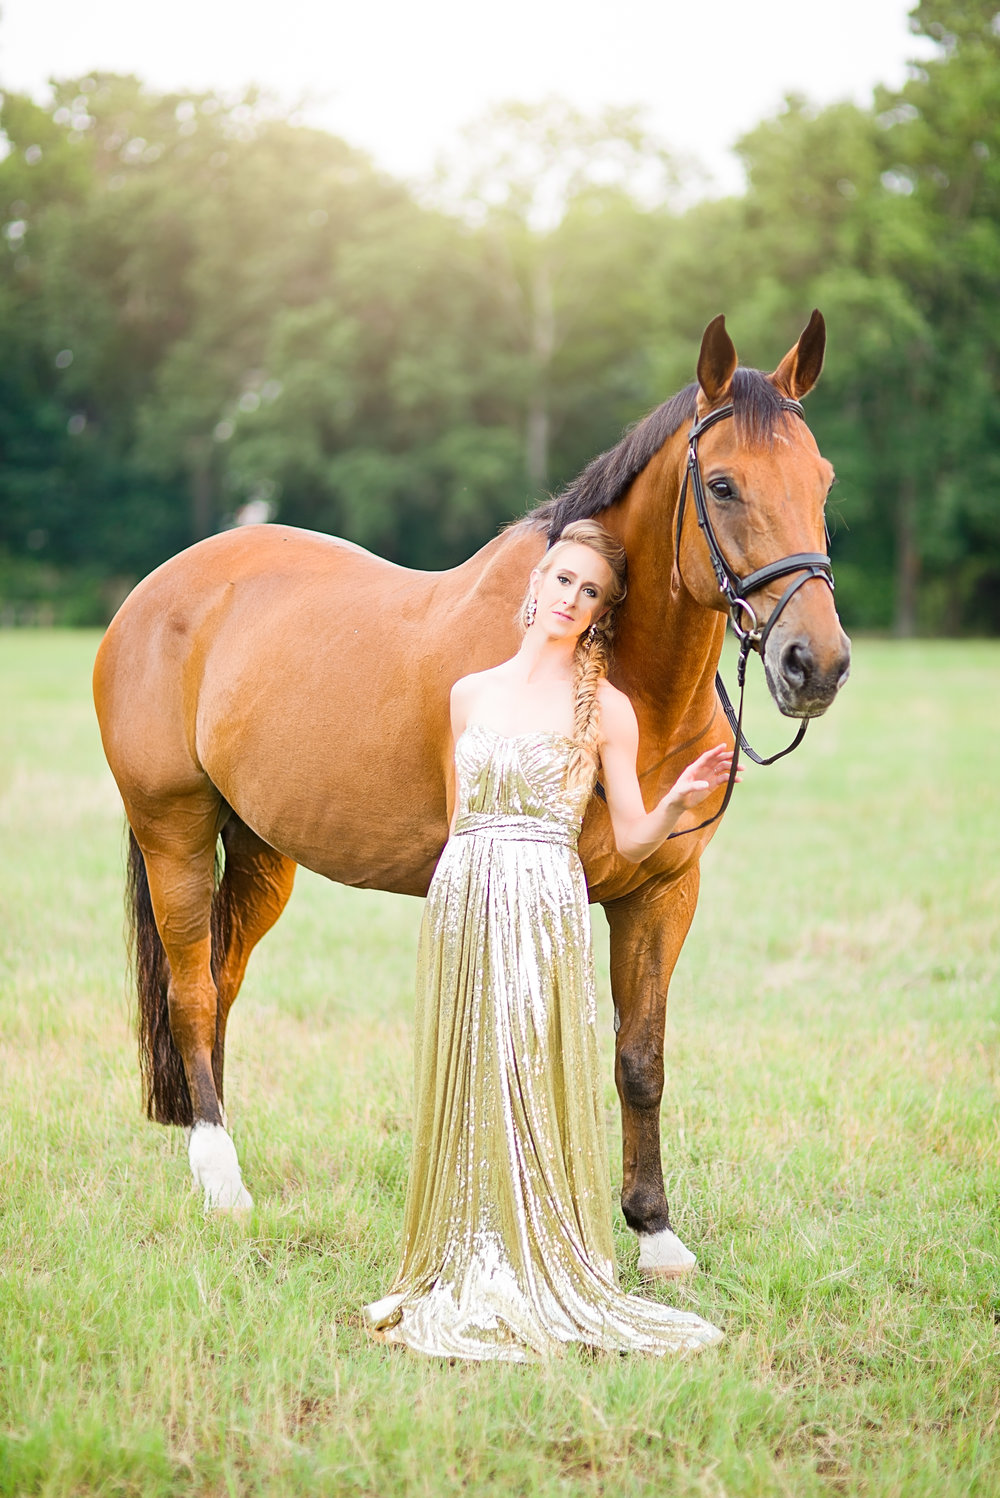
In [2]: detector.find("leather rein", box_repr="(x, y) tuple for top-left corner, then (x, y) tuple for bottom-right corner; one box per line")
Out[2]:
(597, 397), (836, 839)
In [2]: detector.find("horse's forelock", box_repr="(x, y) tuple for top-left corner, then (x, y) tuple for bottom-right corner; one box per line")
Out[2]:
(730, 367), (797, 449)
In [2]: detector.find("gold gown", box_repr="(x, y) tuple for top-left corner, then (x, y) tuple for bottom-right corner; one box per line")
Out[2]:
(364, 724), (723, 1361)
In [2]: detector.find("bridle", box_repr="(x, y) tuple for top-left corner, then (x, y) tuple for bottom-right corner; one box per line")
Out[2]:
(594, 397), (836, 838)
(666, 397), (835, 838)
(676, 399), (833, 656)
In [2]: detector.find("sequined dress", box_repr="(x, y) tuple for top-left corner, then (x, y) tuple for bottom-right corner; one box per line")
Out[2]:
(364, 724), (723, 1361)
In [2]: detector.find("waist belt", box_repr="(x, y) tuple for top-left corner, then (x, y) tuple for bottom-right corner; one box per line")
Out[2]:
(452, 812), (579, 851)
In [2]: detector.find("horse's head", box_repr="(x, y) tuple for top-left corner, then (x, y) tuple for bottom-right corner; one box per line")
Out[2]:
(676, 311), (851, 717)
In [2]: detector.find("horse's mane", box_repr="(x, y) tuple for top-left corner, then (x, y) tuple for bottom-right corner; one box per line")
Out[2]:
(530, 367), (789, 543)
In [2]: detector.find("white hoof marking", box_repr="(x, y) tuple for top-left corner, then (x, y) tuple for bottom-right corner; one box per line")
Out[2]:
(637, 1228), (697, 1280)
(188, 1123), (253, 1210)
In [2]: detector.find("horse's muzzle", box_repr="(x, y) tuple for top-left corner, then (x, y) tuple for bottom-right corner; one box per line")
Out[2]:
(765, 630), (852, 718)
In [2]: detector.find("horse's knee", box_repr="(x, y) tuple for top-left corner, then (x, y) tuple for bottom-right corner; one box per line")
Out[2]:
(616, 1041), (664, 1113)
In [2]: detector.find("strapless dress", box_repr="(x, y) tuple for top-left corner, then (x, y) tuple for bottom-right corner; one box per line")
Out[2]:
(364, 724), (722, 1360)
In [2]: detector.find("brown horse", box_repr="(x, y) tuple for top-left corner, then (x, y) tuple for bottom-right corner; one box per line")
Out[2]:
(94, 313), (850, 1275)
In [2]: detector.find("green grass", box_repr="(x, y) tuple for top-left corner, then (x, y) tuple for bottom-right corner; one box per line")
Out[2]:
(1, 630), (998, 1497)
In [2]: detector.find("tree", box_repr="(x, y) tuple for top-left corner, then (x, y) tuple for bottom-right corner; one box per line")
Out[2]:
(432, 99), (681, 496)
(871, 0), (1000, 630)
(3, 28), (999, 632)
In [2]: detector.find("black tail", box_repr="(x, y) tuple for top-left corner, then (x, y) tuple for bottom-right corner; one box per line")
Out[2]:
(125, 827), (234, 1127)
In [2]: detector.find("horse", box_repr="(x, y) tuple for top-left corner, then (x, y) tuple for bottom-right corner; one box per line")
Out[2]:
(93, 312), (850, 1278)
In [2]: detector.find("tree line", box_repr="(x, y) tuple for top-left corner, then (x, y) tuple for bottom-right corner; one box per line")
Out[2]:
(0, 0), (997, 632)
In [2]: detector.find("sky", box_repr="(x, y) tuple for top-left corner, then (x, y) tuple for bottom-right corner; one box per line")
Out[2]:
(0, 0), (937, 196)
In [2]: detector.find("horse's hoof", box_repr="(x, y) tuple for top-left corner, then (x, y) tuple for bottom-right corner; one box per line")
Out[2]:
(188, 1122), (254, 1211)
(636, 1228), (697, 1280)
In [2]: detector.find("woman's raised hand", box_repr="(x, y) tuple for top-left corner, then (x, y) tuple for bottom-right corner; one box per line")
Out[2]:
(663, 744), (742, 811)
(598, 690), (745, 861)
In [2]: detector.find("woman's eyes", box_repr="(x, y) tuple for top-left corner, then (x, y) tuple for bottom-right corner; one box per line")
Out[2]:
(556, 574), (597, 598)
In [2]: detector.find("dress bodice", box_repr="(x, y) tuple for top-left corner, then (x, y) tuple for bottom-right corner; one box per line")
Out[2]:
(453, 724), (593, 840)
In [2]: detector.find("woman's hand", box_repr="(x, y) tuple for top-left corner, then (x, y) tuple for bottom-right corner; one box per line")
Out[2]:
(599, 685), (745, 862)
(660, 744), (742, 813)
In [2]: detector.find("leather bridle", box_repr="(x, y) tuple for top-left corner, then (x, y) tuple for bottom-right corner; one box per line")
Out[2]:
(665, 397), (835, 838)
(676, 399), (834, 658)
(594, 397), (837, 839)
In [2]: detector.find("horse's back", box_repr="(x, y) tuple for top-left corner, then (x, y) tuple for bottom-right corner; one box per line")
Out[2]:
(100, 525), (413, 637)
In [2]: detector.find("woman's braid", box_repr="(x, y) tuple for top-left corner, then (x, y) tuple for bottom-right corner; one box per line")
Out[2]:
(565, 620), (615, 793)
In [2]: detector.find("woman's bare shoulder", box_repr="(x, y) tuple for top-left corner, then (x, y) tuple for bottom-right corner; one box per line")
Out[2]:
(450, 667), (509, 735)
(596, 678), (638, 744)
(451, 666), (502, 704)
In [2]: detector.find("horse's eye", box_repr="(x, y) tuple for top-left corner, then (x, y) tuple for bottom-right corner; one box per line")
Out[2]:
(709, 478), (735, 501)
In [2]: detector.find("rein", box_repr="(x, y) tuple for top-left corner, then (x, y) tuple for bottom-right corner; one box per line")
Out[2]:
(596, 398), (835, 839)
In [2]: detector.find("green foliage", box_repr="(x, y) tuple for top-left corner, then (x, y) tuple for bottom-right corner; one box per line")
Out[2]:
(1, 8), (999, 629)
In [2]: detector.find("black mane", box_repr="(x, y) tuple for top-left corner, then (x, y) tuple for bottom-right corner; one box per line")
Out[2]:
(530, 367), (792, 544)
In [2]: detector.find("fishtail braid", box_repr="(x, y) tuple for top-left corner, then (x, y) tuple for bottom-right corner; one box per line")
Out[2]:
(565, 621), (615, 793)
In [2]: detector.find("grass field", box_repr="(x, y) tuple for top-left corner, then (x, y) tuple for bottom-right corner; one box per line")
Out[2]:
(1, 631), (998, 1497)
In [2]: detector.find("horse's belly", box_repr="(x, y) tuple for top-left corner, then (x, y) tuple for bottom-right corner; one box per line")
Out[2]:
(195, 639), (449, 897)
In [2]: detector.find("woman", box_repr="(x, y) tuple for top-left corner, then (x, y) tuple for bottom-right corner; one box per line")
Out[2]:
(365, 521), (732, 1360)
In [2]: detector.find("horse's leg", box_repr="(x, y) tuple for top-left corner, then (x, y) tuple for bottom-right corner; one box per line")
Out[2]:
(131, 809), (297, 1208)
(604, 865), (701, 1279)
(213, 815), (297, 1068)
(128, 787), (257, 1209)
(188, 818), (296, 1207)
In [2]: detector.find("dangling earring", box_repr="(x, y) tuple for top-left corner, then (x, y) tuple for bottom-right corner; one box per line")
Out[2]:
(525, 597), (537, 627)
(586, 624), (598, 645)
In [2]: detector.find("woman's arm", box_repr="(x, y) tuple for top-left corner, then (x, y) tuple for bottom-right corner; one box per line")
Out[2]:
(598, 685), (740, 863)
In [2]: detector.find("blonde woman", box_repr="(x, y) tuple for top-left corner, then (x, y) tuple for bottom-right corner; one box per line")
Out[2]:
(366, 521), (735, 1360)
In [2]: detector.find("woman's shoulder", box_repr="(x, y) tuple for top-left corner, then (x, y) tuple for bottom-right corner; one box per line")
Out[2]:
(450, 666), (511, 733)
(451, 666), (503, 705)
(596, 678), (638, 744)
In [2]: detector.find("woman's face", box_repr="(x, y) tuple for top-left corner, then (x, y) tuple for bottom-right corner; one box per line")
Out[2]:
(530, 543), (614, 641)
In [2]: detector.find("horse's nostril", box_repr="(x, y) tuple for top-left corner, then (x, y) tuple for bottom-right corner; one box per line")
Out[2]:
(782, 639), (814, 687)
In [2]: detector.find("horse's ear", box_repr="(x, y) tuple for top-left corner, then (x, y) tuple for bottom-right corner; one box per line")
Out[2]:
(770, 309), (826, 399)
(697, 314), (739, 404)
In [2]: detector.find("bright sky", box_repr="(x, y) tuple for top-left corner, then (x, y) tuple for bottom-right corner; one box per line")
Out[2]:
(0, 0), (936, 195)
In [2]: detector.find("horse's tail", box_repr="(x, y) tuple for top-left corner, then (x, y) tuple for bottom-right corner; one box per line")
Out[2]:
(125, 827), (233, 1127)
